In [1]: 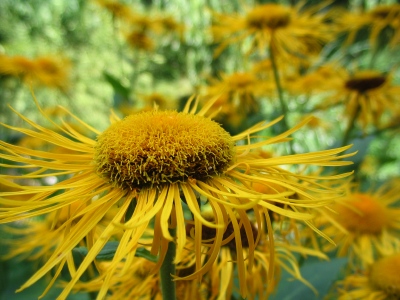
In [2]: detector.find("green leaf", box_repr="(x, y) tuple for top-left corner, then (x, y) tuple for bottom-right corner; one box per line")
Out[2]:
(72, 246), (89, 257)
(135, 247), (158, 263)
(95, 241), (120, 260)
(103, 71), (131, 106)
(72, 242), (158, 262)
(269, 257), (347, 300)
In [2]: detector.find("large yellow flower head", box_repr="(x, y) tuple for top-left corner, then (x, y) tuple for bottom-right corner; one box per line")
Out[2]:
(0, 95), (354, 299)
(211, 2), (336, 60)
(95, 110), (234, 189)
(338, 253), (400, 300)
(317, 180), (400, 267)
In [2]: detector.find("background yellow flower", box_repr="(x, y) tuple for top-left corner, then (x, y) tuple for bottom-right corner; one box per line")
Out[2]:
(317, 180), (400, 267)
(211, 2), (336, 61)
(337, 253), (400, 300)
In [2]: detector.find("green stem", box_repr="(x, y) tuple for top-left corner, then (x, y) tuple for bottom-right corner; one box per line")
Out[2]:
(111, 16), (125, 78)
(160, 228), (177, 300)
(341, 100), (361, 147)
(269, 39), (294, 154)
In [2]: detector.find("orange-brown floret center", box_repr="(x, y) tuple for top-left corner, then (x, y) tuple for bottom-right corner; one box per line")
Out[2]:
(94, 110), (235, 189)
(369, 254), (400, 297)
(334, 194), (392, 234)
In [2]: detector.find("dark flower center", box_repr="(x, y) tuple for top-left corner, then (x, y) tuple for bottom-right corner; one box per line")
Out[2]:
(345, 74), (386, 93)
(246, 4), (292, 30)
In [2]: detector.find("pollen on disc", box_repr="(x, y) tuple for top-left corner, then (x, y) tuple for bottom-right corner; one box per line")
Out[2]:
(94, 110), (235, 189)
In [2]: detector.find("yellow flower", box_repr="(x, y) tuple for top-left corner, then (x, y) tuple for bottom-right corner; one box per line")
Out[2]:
(0, 54), (71, 91)
(94, 0), (134, 21)
(338, 4), (400, 48)
(155, 16), (185, 37)
(319, 70), (400, 131)
(203, 72), (273, 114)
(211, 2), (336, 60)
(251, 59), (274, 79)
(121, 11), (183, 49)
(0, 180), (32, 201)
(0, 95), (354, 299)
(124, 30), (155, 51)
(1, 201), (124, 300)
(16, 135), (50, 151)
(4, 201), (122, 261)
(337, 253), (400, 300)
(117, 92), (176, 117)
(33, 56), (71, 91)
(0, 55), (36, 77)
(127, 13), (183, 35)
(200, 72), (274, 132)
(184, 217), (325, 299)
(94, 0), (183, 36)
(299, 114), (332, 131)
(15, 119), (90, 154)
(72, 247), (206, 300)
(72, 252), (160, 299)
(139, 92), (176, 110)
(252, 58), (302, 83)
(317, 180), (400, 267)
(368, 4), (400, 47)
(2, 201), (85, 261)
(287, 64), (346, 96)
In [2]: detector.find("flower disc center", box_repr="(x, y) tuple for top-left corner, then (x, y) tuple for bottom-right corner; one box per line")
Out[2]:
(334, 194), (392, 234)
(227, 73), (257, 90)
(345, 71), (386, 93)
(94, 110), (235, 189)
(246, 4), (292, 30)
(369, 254), (400, 297)
(370, 5), (400, 20)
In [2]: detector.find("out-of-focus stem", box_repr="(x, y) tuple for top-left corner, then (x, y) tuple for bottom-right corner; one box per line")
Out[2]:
(341, 98), (361, 147)
(269, 38), (294, 154)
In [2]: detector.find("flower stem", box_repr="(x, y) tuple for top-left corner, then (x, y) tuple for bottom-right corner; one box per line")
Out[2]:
(160, 228), (177, 300)
(341, 100), (361, 147)
(269, 39), (293, 154)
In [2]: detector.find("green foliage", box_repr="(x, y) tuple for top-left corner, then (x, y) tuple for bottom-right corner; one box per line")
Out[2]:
(270, 258), (348, 300)
(73, 243), (158, 262)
